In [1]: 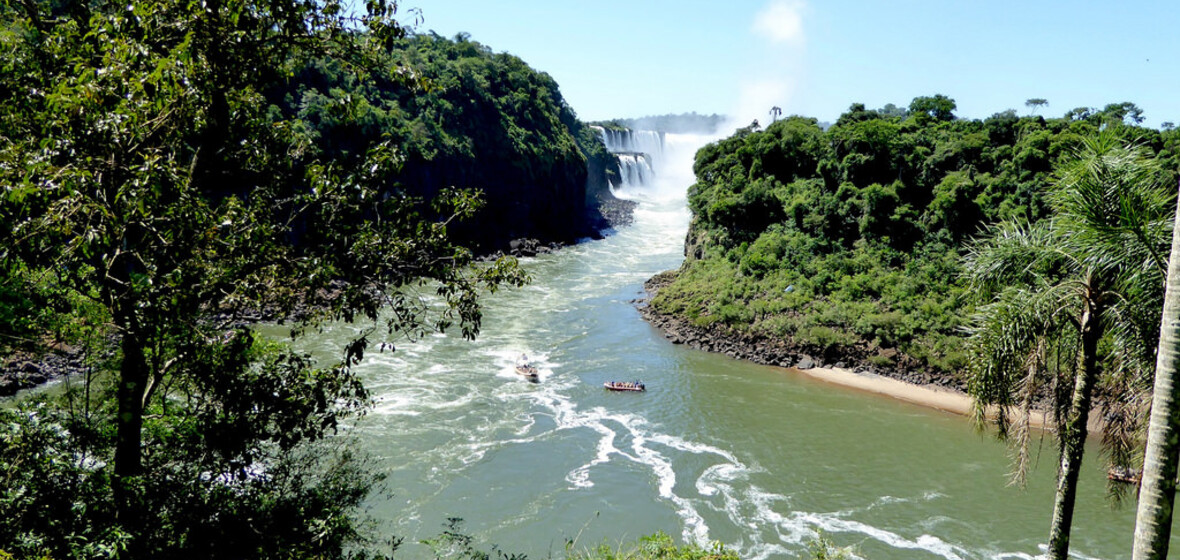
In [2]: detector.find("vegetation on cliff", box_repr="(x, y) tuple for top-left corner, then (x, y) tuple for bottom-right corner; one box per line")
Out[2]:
(274, 31), (613, 251)
(651, 98), (1180, 378)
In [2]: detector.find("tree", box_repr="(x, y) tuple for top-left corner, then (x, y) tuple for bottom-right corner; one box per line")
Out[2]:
(1067, 107), (1096, 122)
(909, 94), (957, 122)
(1025, 98), (1049, 115)
(770, 106), (782, 123)
(1103, 102), (1147, 126)
(878, 103), (908, 119)
(964, 132), (1172, 560)
(1132, 180), (1180, 560)
(0, 0), (525, 556)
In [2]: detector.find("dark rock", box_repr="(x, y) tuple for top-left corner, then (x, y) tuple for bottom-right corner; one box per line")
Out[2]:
(1, 348), (89, 396)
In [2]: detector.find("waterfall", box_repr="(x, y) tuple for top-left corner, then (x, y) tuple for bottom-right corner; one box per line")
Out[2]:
(616, 153), (655, 186)
(590, 125), (666, 193)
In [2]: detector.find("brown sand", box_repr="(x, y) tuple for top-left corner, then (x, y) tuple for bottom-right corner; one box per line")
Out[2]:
(789, 366), (1081, 431)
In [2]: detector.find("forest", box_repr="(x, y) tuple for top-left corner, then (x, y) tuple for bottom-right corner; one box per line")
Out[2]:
(274, 31), (619, 251)
(0, 0), (616, 557)
(650, 99), (1180, 559)
(653, 98), (1180, 375)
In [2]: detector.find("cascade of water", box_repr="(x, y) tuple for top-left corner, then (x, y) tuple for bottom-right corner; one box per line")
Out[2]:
(590, 125), (666, 193)
(616, 153), (654, 186)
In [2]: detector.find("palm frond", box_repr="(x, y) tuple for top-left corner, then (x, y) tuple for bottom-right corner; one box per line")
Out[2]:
(1051, 131), (1173, 277)
(965, 283), (1075, 432)
(1009, 337), (1047, 488)
(1101, 384), (1150, 506)
(962, 219), (1073, 299)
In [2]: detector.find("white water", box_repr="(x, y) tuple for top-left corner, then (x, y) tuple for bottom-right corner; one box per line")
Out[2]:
(591, 125), (668, 193)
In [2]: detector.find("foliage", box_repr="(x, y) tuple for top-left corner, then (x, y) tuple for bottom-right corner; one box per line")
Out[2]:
(420, 518), (526, 560)
(565, 532), (739, 560)
(0, 0), (528, 557)
(654, 97), (1180, 375)
(1131, 170), (1180, 559)
(806, 531), (856, 560)
(275, 31), (601, 251)
(0, 393), (398, 560)
(961, 133), (1173, 559)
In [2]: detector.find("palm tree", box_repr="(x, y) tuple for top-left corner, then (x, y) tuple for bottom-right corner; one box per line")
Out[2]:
(1132, 183), (1180, 560)
(964, 132), (1172, 560)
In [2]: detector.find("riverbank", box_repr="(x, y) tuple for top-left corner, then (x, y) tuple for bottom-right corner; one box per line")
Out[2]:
(1, 347), (87, 397)
(638, 271), (965, 384)
(637, 271), (1083, 431)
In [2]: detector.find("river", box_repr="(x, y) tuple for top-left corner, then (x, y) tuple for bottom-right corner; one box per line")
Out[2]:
(296, 133), (1153, 560)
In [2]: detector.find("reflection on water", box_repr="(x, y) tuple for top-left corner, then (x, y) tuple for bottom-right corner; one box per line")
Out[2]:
(290, 133), (1149, 560)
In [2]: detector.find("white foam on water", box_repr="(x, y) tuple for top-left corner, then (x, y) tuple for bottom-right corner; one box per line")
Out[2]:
(795, 510), (971, 560)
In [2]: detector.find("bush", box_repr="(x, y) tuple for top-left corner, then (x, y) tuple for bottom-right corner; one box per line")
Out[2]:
(567, 532), (738, 560)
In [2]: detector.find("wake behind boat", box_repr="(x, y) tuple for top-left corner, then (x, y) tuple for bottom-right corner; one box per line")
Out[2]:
(515, 354), (539, 382)
(604, 381), (645, 392)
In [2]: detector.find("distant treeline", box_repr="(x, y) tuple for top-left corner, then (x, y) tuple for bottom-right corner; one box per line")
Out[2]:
(607, 112), (728, 134)
(651, 97), (1180, 374)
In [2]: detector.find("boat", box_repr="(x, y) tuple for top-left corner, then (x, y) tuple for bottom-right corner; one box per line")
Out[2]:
(515, 354), (539, 382)
(604, 381), (645, 392)
(1108, 466), (1142, 484)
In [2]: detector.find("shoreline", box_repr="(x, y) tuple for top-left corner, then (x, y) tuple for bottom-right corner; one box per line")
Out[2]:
(785, 365), (1077, 432)
(637, 273), (1102, 434)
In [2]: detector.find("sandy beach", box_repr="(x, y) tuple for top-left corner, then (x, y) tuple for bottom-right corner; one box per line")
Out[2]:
(789, 365), (1075, 431)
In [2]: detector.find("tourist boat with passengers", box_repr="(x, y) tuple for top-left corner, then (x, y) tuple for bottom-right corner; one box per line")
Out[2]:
(604, 381), (645, 392)
(515, 354), (539, 382)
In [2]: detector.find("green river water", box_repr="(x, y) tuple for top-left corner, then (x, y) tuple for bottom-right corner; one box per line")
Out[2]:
(287, 133), (1168, 560)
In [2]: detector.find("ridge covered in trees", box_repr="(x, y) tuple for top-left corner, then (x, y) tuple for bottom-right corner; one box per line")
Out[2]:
(651, 98), (1180, 376)
(274, 31), (617, 252)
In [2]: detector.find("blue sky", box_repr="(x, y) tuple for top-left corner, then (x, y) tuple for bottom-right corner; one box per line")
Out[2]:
(400, 0), (1179, 128)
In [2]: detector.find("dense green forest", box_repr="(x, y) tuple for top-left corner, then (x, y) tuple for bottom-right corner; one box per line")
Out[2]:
(274, 31), (618, 251)
(2, 28), (620, 376)
(651, 98), (1180, 377)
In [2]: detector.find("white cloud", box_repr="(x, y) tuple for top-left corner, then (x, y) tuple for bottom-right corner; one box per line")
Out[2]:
(723, 0), (805, 132)
(752, 0), (805, 45)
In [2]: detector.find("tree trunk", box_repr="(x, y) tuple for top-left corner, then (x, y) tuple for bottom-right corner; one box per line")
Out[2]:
(1132, 193), (1180, 560)
(114, 331), (148, 478)
(113, 324), (149, 534)
(1047, 294), (1102, 560)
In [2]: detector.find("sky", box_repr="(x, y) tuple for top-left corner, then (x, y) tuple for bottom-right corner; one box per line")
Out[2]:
(398, 0), (1180, 128)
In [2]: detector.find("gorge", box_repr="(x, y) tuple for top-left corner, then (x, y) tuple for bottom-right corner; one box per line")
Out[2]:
(284, 126), (1149, 560)
(4, 7), (1174, 557)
